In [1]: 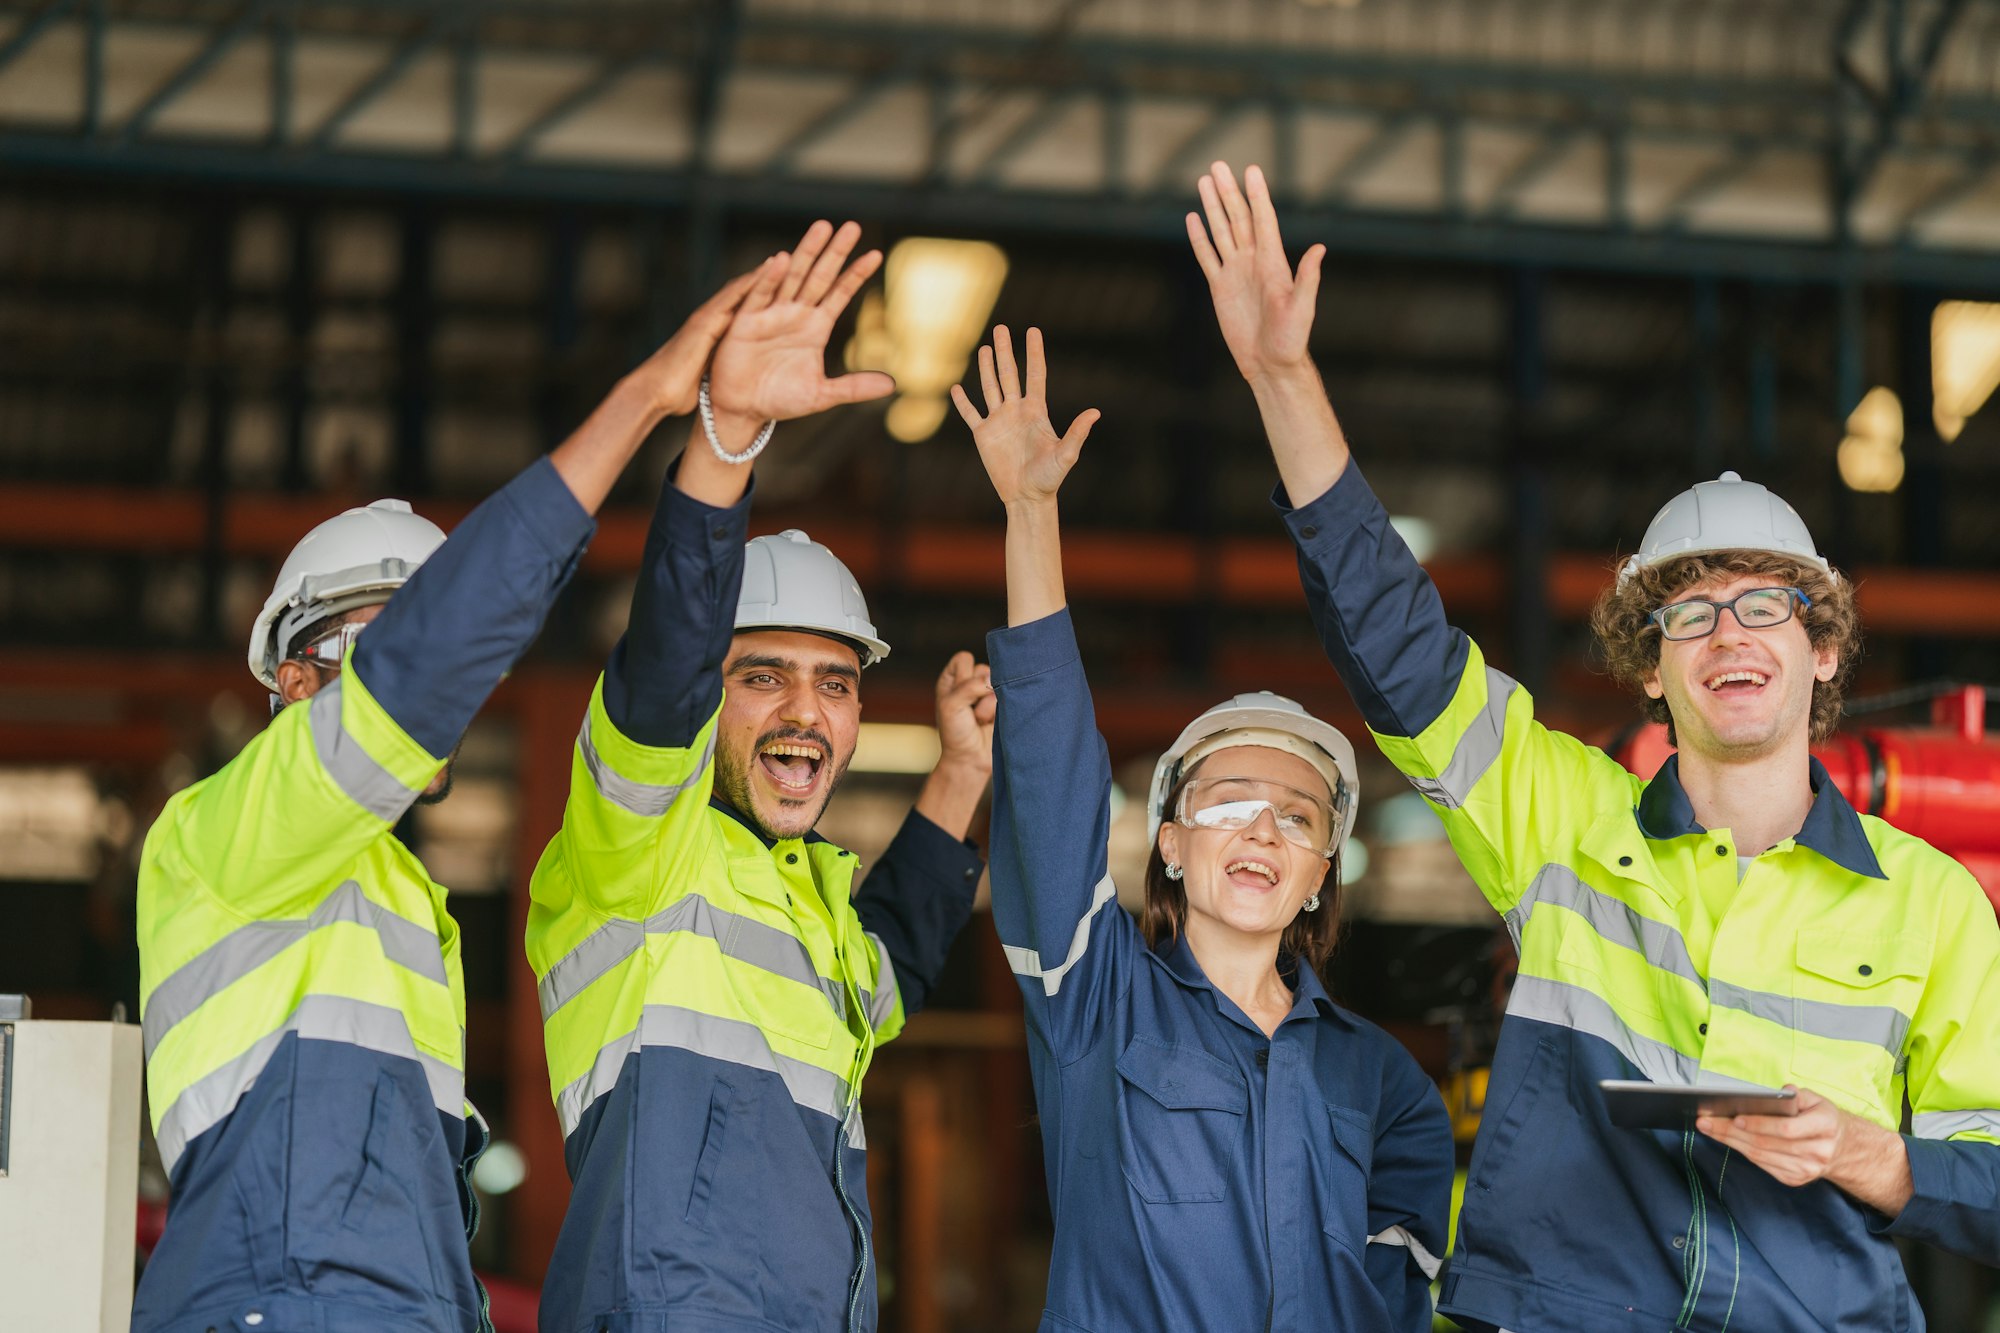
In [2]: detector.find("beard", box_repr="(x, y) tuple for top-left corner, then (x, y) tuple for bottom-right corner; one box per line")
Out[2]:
(415, 744), (463, 807)
(713, 727), (850, 843)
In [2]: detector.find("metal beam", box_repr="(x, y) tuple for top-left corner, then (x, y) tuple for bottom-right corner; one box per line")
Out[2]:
(1898, 156), (1998, 240)
(0, 0), (74, 78)
(1660, 142), (1762, 228)
(1149, 96), (1257, 194)
(122, 0), (270, 141)
(502, 51), (642, 161)
(970, 88), (1080, 187)
(764, 63), (910, 177)
(1318, 112), (1417, 204)
(309, 22), (444, 151)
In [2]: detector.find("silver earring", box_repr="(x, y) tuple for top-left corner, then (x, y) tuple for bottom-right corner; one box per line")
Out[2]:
(1164, 863), (1183, 881)
(1302, 893), (1321, 913)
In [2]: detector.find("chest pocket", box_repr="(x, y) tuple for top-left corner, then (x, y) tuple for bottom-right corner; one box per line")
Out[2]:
(1315, 1104), (1375, 1253)
(1114, 1036), (1247, 1204)
(1788, 929), (1928, 1115)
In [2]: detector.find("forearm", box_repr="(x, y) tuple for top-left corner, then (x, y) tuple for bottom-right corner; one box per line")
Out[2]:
(674, 407), (769, 509)
(1005, 499), (1066, 626)
(1829, 1116), (1916, 1216)
(913, 758), (989, 842)
(1246, 360), (1350, 508)
(549, 375), (670, 515)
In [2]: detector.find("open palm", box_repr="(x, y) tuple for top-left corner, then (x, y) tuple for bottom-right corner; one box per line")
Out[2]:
(951, 325), (1099, 507)
(708, 219), (895, 423)
(1187, 162), (1324, 383)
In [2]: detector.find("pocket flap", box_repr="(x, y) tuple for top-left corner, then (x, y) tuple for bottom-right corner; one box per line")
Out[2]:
(1116, 1037), (1247, 1115)
(1795, 929), (1929, 988)
(1328, 1104), (1375, 1173)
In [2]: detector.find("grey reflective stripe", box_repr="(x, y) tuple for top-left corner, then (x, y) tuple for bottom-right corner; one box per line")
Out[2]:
(143, 880), (447, 1059)
(310, 680), (422, 822)
(1515, 864), (1706, 991)
(577, 711), (712, 818)
(1003, 873), (1118, 998)
(555, 1003), (851, 1139)
(1709, 978), (1910, 1057)
(154, 993), (462, 1176)
(537, 893), (844, 1022)
(863, 932), (898, 1030)
(1367, 1225), (1443, 1281)
(1407, 665), (1517, 810)
(1508, 974), (1708, 1087)
(1914, 1109), (2000, 1141)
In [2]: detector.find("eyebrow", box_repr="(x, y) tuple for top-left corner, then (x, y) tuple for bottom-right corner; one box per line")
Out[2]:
(725, 652), (861, 684)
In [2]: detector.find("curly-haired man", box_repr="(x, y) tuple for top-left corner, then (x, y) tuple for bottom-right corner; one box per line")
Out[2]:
(1190, 156), (1999, 1333)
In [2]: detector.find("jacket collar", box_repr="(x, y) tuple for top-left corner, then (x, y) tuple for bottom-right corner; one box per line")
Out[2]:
(1636, 754), (1886, 880)
(1155, 933), (1349, 1028)
(709, 796), (827, 851)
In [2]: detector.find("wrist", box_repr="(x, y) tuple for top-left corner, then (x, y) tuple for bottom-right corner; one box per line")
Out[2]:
(612, 371), (677, 431)
(1245, 357), (1324, 400)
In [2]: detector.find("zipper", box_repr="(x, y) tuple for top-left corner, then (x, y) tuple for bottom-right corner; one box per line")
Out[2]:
(835, 1096), (870, 1333)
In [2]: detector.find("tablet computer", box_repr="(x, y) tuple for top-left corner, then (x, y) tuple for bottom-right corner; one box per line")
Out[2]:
(1599, 1080), (1799, 1130)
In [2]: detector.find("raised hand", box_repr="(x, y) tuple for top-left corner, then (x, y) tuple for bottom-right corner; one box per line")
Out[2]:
(706, 220), (896, 427)
(950, 325), (1100, 509)
(934, 650), (996, 780)
(1186, 161), (1325, 384)
(625, 259), (776, 418)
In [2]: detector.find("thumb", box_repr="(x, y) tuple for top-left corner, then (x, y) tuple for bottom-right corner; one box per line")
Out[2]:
(1060, 408), (1101, 456)
(820, 370), (898, 408)
(1294, 243), (1325, 313)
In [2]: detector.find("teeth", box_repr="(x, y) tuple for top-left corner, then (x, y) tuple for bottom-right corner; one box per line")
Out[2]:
(1705, 670), (1768, 690)
(1225, 860), (1278, 883)
(762, 742), (823, 761)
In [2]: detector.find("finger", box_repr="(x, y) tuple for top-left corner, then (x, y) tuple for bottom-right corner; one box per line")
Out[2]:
(938, 649), (974, 691)
(1244, 164), (1289, 263)
(778, 220), (834, 303)
(1060, 407), (1101, 456)
(820, 249), (883, 323)
(798, 221), (862, 307)
(1197, 175), (1237, 259)
(1295, 242), (1325, 315)
(993, 324), (1021, 401)
(977, 344), (1001, 413)
(971, 692), (998, 725)
(739, 252), (789, 314)
(677, 264), (766, 346)
(1185, 212), (1223, 280)
(1211, 161), (1254, 252)
(1025, 327), (1047, 401)
(818, 370), (897, 407)
(949, 383), (984, 430)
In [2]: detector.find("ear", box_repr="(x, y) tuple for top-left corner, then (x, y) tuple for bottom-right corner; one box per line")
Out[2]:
(1158, 823), (1181, 869)
(274, 659), (325, 706)
(1306, 855), (1332, 898)
(1642, 665), (1664, 700)
(1813, 641), (1839, 684)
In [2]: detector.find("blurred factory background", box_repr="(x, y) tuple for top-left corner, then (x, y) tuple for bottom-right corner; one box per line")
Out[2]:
(2, 0), (1999, 1328)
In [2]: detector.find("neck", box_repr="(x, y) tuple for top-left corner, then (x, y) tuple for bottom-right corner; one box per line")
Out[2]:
(1675, 738), (1816, 857)
(1181, 915), (1293, 1035)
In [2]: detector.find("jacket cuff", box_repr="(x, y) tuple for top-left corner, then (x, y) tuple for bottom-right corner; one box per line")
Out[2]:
(885, 807), (986, 896)
(1272, 458), (1386, 552)
(656, 454), (754, 558)
(987, 607), (1081, 687)
(502, 454), (598, 564)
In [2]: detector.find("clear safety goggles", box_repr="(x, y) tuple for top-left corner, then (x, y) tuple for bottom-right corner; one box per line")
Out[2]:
(1175, 776), (1339, 858)
(292, 619), (366, 669)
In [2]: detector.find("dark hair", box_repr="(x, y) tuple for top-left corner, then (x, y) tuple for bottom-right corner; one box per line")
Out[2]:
(1590, 550), (1860, 745)
(1140, 760), (1344, 979)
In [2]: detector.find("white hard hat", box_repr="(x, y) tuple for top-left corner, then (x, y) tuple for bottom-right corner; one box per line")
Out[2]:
(734, 529), (891, 666)
(1146, 692), (1360, 853)
(1618, 471), (1833, 588)
(247, 499), (447, 689)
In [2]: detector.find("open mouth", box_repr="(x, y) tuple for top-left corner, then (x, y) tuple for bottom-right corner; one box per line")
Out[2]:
(1223, 857), (1280, 891)
(757, 738), (825, 796)
(1703, 669), (1769, 696)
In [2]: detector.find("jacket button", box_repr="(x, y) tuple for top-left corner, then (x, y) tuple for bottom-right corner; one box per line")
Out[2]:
(711, 525), (728, 540)
(1255, 1049), (1269, 1068)
(1715, 844), (1728, 857)
(786, 852), (798, 865)
(1300, 524), (1318, 540)
(1618, 856), (1632, 867)
(245, 1317), (265, 1328)
(963, 866), (977, 881)
(1858, 964), (1873, 977)
(1671, 1234), (1686, 1250)
(1698, 1023), (1708, 1036)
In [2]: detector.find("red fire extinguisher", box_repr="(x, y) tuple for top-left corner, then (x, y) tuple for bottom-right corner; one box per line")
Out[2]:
(1614, 685), (2000, 916)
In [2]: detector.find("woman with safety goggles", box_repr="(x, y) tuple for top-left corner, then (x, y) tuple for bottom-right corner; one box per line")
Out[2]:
(954, 325), (1452, 1333)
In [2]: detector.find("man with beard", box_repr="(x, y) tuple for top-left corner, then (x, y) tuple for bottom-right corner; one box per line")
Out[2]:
(529, 220), (993, 1333)
(132, 263), (770, 1333)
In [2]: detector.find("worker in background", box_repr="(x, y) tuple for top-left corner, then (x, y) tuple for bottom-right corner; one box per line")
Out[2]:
(955, 323), (1451, 1331)
(1189, 159), (2000, 1332)
(529, 219), (993, 1333)
(132, 261), (773, 1333)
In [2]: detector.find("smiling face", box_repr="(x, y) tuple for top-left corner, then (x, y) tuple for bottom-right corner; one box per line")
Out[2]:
(712, 629), (864, 842)
(1642, 573), (1839, 762)
(1157, 745), (1334, 947)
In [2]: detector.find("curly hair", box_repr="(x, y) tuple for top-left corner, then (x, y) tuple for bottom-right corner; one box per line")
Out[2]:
(1140, 760), (1343, 980)
(1590, 551), (1861, 744)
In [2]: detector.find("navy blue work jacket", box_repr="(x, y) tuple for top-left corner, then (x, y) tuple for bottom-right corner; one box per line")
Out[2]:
(987, 608), (1453, 1333)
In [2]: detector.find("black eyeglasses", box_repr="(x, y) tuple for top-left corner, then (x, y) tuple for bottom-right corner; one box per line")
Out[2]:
(1649, 587), (1810, 642)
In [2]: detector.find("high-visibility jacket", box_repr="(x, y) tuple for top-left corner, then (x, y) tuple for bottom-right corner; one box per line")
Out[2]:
(134, 459), (593, 1333)
(528, 473), (979, 1333)
(987, 607), (1454, 1333)
(1285, 461), (2000, 1333)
